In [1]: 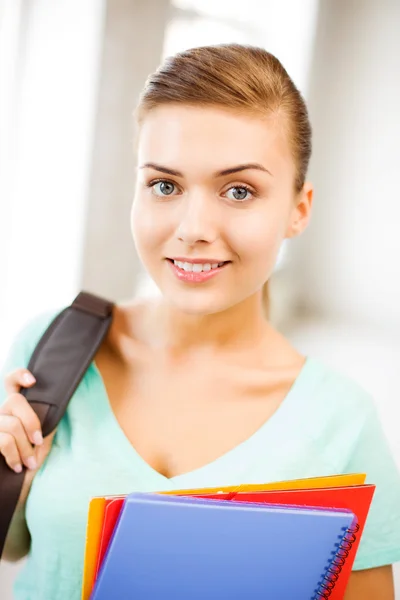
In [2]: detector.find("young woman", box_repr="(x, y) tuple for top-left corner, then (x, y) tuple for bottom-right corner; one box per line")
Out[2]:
(1, 44), (400, 600)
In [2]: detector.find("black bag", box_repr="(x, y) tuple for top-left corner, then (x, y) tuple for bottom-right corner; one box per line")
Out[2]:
(0, 291), (114, 559)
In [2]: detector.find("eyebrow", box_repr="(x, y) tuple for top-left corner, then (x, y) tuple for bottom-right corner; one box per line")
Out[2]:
(139, 162), (273, 178)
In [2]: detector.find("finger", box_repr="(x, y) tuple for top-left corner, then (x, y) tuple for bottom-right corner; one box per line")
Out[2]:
(0, 393), (43, 446)
(4, 368), (36, 396)
(0, 415), (38, 470)
(0, 432), (25, 473)
(34, 430), (57, 464)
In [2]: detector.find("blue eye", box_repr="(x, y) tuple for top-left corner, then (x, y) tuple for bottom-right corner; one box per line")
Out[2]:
(225, 186), (253, 201)
(151, 181), (177, 196)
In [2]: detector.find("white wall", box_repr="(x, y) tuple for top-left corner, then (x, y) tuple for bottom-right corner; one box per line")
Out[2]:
(80, 0), (170, 302)
(0, 0), (106, 365)
(284, 0), (400, 593)
(290, 0), (400, 335)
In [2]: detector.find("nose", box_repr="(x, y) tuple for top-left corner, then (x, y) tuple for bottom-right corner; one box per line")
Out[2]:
(176, 193), (218, 246)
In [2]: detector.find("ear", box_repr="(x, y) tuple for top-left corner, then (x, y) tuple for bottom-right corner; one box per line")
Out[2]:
(285, 181), (313, 239)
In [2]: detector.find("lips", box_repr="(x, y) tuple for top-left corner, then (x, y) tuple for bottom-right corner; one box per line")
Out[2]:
(166, 258), (229, 283)
(172, 260), (226, 273)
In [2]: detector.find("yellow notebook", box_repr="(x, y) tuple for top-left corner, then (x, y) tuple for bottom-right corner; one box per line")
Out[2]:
(81, 472), (366, 599)
(162, 473), (366, 496)
(81, 498), (106, 600)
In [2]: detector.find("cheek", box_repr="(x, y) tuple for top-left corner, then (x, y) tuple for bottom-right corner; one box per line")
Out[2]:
(131, 197), (164, 257)
(227, 211), (285, 270)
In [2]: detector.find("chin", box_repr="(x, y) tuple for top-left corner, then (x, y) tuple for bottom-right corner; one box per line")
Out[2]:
(165, 291), (240, 317)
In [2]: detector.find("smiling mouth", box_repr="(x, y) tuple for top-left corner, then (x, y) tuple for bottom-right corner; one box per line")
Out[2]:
(167, 259), (229, 273)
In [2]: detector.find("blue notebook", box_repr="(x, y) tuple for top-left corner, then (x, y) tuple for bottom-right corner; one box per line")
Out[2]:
(91, 492), (356, 600)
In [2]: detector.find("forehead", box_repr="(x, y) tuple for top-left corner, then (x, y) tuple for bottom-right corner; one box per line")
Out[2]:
(137, 105), (293, 177)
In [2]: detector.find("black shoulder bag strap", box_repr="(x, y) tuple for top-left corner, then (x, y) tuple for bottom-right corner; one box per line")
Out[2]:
(0, 291), (114, 559)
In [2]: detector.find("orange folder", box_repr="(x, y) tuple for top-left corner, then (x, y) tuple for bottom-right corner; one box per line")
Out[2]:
(165, 473), (366, 497)
(81, 498), (107, 600)
(81, 473), (366, 599)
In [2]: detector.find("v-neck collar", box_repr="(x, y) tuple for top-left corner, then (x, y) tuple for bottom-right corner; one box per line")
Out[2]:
(90, 357), (321, 490)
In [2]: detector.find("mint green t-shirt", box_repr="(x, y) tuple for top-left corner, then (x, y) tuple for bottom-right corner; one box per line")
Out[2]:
(1, 309), (400, 600)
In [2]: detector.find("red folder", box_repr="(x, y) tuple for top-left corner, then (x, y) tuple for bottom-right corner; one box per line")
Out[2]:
(94, 485), (374, 599)
(95, 497), (124, 580)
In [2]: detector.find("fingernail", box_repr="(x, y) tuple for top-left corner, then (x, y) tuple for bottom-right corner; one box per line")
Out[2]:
(26, 456), (37, 470)
(14, 464), (22, 473)
(32, 430), (43, 446)
(23, 373), (35, 385)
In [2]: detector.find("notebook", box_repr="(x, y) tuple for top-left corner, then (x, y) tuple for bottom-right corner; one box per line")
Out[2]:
(165, 472), (367, 496)
(82, 472), (365, 596)
(93, 483), (374, 598)
(91, 492), (357, 600)
(95, 498), (125, 582)
(81, 473), (367, 599)
(81, 497), (107, 600)
(231, 484), (375, 599)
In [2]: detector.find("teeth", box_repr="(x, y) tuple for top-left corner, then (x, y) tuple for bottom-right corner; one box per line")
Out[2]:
(173, 260), (224, 273)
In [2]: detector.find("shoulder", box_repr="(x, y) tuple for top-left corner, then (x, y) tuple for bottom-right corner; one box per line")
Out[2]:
(303, 357), (376, 422)
(1, 308), (63, 370)
(0, 308), (62, 405)
(0, 298), (140, 377)
(296, 358), (382, 471)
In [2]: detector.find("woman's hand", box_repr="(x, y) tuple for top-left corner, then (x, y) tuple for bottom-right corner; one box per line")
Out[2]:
(0, 368), (56, 510)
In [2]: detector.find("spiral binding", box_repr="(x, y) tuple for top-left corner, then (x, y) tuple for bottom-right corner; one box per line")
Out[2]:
(313, 522), (360, 599)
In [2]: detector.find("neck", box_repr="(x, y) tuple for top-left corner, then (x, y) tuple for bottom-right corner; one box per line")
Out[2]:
(145, 292), (270, 353)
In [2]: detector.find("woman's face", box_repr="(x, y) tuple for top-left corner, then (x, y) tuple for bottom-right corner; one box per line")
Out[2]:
(131, 105), (312, 315)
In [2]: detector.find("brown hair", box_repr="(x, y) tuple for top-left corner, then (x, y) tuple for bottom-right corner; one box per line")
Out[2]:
(135, 44), (312, 316)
